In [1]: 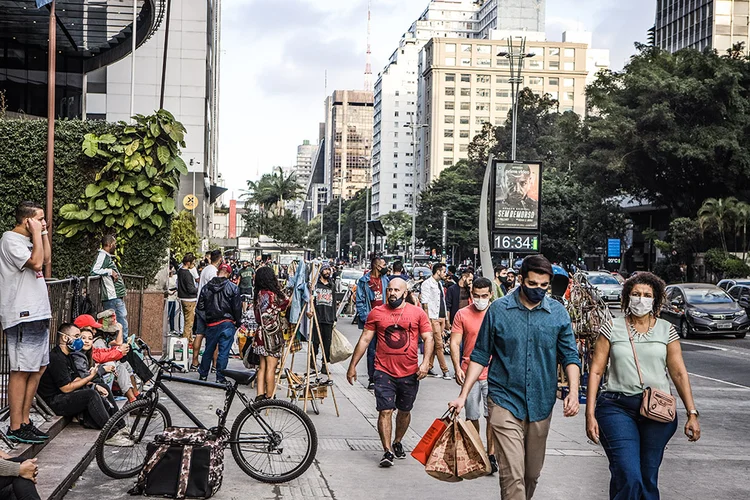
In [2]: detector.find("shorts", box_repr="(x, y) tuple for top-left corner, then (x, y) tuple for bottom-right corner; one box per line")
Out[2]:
(5, 319), (50, 372)
(373, 370), (419, 412)
(465, 379), (489, 421)
(194, 310), (207, 335)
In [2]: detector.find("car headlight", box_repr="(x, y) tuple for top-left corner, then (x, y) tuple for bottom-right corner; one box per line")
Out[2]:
(735, 310), (747, 317)
(688, 309), (708, 318)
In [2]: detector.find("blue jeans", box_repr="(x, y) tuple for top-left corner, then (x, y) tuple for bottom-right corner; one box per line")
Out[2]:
(595, 392), (678, 500)
(167, 301), (177, 331)
(198, 322), (235, 383)
(103, 298), (129, 341)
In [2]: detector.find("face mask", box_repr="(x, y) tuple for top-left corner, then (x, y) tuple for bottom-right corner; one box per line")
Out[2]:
(66, 336), (84, 352)
(522, 284), (546, 304)
(629, 296), (654, 317)
(474, 298), (490, 311)
(388, 295), (405, 309)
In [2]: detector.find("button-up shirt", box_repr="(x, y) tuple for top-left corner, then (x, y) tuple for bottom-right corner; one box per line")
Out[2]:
(420, 276), (446, 320)
(470, 289), (581, 422)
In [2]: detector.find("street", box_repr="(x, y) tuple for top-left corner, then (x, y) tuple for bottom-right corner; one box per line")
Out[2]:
(63, 319), (750, 500)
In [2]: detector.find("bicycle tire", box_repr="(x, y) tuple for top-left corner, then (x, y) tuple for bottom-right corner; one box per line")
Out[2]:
(230, 398), (317, 483)
(95, 399), (172, 479)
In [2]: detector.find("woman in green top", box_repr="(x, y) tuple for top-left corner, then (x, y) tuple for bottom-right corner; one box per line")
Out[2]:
(586, 272), (700, 499)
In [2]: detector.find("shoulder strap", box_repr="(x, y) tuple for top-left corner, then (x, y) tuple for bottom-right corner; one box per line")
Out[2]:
(625, 319), (645, 389)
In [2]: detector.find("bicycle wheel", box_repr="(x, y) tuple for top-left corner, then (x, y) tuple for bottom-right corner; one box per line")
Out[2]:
(95, 398), (172, 479)
(230, 399), (317, 483)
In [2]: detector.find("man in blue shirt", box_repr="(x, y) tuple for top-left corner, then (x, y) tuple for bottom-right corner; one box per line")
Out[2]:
(449, 254), (580, 500)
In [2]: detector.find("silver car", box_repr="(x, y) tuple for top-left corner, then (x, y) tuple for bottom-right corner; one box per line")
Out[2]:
(337, 268), (364, 294)
(583, 271), (623, 306)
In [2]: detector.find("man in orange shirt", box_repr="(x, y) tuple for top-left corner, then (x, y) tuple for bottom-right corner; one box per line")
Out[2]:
(449, 276), (498, 474)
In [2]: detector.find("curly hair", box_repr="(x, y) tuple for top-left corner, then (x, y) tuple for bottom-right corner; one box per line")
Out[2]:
(254, 265), (285, 299)
(621, 272), (666, 317)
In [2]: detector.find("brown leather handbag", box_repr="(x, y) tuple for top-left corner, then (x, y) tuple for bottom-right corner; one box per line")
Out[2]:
(627, 325), (676, 423)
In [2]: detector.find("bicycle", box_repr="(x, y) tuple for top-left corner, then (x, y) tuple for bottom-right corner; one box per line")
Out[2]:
(94, 339), (318, 484)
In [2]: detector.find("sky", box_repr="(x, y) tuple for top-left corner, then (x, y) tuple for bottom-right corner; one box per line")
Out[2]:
(217, 0), (655, 197)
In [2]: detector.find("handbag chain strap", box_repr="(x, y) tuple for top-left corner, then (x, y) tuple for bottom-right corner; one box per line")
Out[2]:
(625, 318), (646, 389)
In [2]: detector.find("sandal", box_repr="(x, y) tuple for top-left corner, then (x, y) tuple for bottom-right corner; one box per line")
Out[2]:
(189, 364), (199, 372)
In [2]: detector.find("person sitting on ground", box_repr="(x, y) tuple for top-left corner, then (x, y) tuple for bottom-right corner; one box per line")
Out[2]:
(36, 323), (121, 431)
(0, 451), (40, 500)
(71, 328), (120, 415)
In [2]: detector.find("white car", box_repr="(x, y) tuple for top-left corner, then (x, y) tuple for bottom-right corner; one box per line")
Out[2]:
(582, 271), (623, 306)
(337, 269), (364, 294)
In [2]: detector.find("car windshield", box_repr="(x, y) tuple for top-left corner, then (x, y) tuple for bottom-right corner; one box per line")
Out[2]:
(684, 288), (734, 304)
(341, 270), (363, 281)
(587, 275), (620, 285)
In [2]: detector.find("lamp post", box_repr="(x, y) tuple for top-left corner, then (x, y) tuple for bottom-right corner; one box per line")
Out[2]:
(404, 120), (428, 262)
(497, 37), (535, 161)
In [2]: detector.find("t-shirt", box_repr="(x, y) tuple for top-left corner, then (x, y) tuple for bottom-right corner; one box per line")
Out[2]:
(0, 231), (51, 329)
(198, 264), (218, 298)
(37, 346), (77, 400)
(313, 280), (336, 325)
(365, 303), (432, 378)
(452, 305), (489, 380)
(369, 275), (384, 308)
(458, 286), (471, 310)
(239, 267), (254, 289)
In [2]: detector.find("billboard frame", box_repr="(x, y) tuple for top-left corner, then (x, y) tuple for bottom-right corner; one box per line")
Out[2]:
(490, 159), (543, 251)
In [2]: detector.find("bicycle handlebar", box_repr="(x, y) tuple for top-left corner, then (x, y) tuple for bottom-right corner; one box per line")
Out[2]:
(136, 338), (184, 373)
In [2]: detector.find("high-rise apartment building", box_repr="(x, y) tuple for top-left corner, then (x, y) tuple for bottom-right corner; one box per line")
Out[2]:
(654, 0), (749, 54)
(323, 90), (374, 201)
(286, 140), (318, 215)
(416, 32), (609, 186)
(477, 0), (546, 38)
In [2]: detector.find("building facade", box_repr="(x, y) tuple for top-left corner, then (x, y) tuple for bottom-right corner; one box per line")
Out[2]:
(477, 0), (546, 38)
(654, 0), (749, 54)
(323, 90), (374, 201)
(416, 32), (609, 186)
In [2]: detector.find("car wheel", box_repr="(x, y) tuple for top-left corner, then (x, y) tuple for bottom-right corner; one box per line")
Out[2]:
(736, 332), (747, 339)
(679, 320), (693, 340)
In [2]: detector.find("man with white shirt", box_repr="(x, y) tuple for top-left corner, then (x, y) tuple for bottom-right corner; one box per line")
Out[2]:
(191, 249), (222, 370)
(420, 262), (451, 380)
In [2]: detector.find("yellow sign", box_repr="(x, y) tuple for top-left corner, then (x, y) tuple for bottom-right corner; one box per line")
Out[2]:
(183, 194), (198, 210)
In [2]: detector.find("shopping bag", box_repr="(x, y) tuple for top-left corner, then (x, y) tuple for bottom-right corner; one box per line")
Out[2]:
(424, 418), (462, 482)
(411, 410), (452, 465)
(329, 327), (354, 364)
(455, 418), (491, 479)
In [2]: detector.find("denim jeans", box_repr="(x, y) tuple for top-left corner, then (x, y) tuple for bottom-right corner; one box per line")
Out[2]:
(167, 301), (177, 331)
(103, 297), (129, 341)
(198, 322), (236, 383)
(595, 392), (678, 500)
(0, 457), (40, 500)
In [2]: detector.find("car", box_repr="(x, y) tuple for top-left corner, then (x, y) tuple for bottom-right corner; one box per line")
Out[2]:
(581, 271), (623, 306)
(728, 284), (750, 313)
(337, 268), (364, 294)
(661, 284), (749, 339)
(717, 279), (750, 291)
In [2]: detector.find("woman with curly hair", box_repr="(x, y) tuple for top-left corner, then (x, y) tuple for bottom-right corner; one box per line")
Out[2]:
(253, 265), (289, 401)
(586, 272), (700, 499)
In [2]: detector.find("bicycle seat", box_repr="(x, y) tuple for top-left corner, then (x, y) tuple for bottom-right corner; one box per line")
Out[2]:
(222, 369), (256, 385)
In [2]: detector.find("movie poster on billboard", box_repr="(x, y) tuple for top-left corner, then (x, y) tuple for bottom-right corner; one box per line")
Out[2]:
(494, 162), (541, 230)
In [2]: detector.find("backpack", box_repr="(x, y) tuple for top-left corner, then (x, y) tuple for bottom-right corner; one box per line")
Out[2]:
(129, 427), (226, 499)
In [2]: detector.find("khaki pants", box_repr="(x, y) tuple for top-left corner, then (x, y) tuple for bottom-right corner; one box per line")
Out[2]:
(180, 300), (197, 342)
(428, 318), (449, 373)
(488, 399), (551, 500)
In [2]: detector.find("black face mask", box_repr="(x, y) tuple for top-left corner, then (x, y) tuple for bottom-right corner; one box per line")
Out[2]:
(388, 294), (405, 309)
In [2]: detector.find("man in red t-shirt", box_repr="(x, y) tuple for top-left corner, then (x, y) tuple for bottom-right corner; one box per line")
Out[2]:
(347, 278), (434, 468)
(449, 277), (498, 474)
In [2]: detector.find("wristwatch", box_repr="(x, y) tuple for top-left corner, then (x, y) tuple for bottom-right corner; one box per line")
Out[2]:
(687, 409), (699, 418)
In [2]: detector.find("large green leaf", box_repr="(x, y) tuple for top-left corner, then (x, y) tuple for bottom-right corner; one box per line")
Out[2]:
(145, 164), (157, 178)
(90, 212), (104, 223)
(85, 184), (103, 197)
(157, 145), (170, 165)
(107, 192), (118, 206)
(151, 214), (164, 229)
(94, 199), (108, 211)
(124, 213), (136, 229)
(105, 215), (115, 227)
(129, 196), (144, 206)
(136, 177), (150, 191)
(137, 202), (154, 219)
(82, 134), (98, 157)
(106, 181), (119, 193)
(60, 204), (82, 220)
(162, 197), (176, 214)
(150, 194), (164, 203)
(125, 140), (140, 156)
(98, 134), (117, 144)
(168, 156), (188, 175)
(118, 184), (135, 194)
(150, 121), (161, 137)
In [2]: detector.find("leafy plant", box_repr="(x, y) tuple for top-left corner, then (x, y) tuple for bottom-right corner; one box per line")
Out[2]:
(170, 210), (200, 262)
(58, 110), (187, 243)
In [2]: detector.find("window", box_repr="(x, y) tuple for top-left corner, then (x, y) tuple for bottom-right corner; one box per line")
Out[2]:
(476, 44), (491, 54)
(444, 144), (454, 152)
(445, 101), (455, 110)
(477, 59), (490, 67)
(496, 89), (510, 98)
(528, 60), (542, 69)
(445, 87), (455, 96)
(496, 104), (510, 112)
(496, 76), (511, 84)
(564, 91), (575, 100)
(393, 204), (398, 209)
(548, 77), (559, 86)
(446, 43), (456, 53)
(461, 58), (471, 66)
(476, 74), (490, 83)
(460, 74), (471, 82)
(393, 173), (398, 178)
(564, 78), (575, 87)
(461, 44), (472, 52)
(460, 102), (470, 110)
(394, 101), (399, 107)
(549, 47), (560, 56)
(394, 142), (399, 149)
(214, 224), (221, 230)
(460, 88), (470, 96)
(445, 115), (455, 123)
(549, 61), (559, 70)
(443, 158), (453, 166)
(394, 111), (399, 117)
(446, 57), (456, 66)
(547, 91), (559, 100)
(459, 130), (470, 138)
(564, 48), (575, 58)
(459, 144), (469, 152)
(393, 152), (398, 158)
(395, 122), (399, 127)
(497, 59), (510, 67)
(529, 77), (543, 85)
(476, 88), (490, 97)
(460, 116), (470, 124)
(445, 73), (455, 82)
(393, 193), (398, 199)
(444, 129), (454, 138)
(475, 117), (489, 125)
(564, 62), (574, 71)
(529, 47), (543, 57)
(475, 103), (488, 111)
(393, 183), (398, 188)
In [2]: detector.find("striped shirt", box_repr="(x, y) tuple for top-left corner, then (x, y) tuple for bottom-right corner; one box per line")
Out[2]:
(91, 249), (126, 301)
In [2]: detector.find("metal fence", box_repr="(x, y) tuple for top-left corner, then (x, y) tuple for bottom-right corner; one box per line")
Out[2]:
(0, 274), (145, 409)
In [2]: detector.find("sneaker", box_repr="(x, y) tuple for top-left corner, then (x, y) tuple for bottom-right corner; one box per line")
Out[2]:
(367, 382), (375, 391)
(6, 427), (45, 444)
(489, 454), (499, 475)
(427, 369), (438, 377)
(392, 442), (406, 460)
(22, 422), (49, 440)
(442, 371), (452, 380)
(199, 375), (207, 381)
(379, 450), (395, 468)
(104, 431), (135, 447)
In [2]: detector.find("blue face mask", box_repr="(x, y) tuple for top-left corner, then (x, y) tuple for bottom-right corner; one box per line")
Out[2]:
(522, 283), (547, 304)
(66, 336), (84, 352)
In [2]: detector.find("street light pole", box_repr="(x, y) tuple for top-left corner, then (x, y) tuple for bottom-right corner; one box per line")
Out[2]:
(498, 37), (535, 161)
(404, 120), (428, 263)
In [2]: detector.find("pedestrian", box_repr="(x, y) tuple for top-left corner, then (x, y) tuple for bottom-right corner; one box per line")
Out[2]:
(0, 201), (52, 444)
(197, 263), (242, 383)
(192, 249), (223, 371)
(177, 253), (198, 341)
(91, 235), (130, 341)
(167, 267), (178, 334)
(446, 266), (473, 327)
(0, 450), (40, 500)
(355, 257), (390, 390)
(505, 269), (518, 293)
(448, 277), (499, 474)
(391, 261), (409, 281)
(420, 262), (451, 380)
(448, 255), (581, 500)
(307, 263), (337, 374)
(239, 261), (255, 303)
(347, 278), (434, 468)
(493, 265), (509, 299)
(586, 272), (700, 499)
(253, 265), (290, 400)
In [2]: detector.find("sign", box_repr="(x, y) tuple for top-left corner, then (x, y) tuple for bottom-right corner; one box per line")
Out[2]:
(473, 247), (478, 255)
(607, 238), (621, 258)
(493, 161), (542, 231)
(183, 194), (198, 210)
(493, 233), (540, 252)
(607, 257), (621, 265)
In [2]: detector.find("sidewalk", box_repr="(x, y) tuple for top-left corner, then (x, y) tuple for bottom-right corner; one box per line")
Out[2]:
(62, 320), (749, 499)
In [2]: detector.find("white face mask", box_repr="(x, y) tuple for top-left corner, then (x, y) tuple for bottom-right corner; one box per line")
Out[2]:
(629, 296), (654, 317)
(474, 298), (490, 311)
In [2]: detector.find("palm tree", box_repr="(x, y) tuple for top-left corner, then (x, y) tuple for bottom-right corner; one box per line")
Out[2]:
(241, 167), (303, 216)
(698, 197), (738, 253)
(734, 201), (750, 262)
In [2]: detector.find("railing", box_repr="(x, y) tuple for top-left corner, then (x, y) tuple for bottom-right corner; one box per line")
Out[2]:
(0, 274), (146, 409)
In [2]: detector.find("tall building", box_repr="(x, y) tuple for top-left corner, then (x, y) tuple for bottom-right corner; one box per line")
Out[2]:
(654, 0), (748, 53)
(323, 90), (374, 201)
(286, 140), (318, 215)
(477, 0), (546, 38)
(416, 32), (609, 186)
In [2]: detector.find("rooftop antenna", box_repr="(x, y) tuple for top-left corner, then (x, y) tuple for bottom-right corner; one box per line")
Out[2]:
(364, 0), (372, 91)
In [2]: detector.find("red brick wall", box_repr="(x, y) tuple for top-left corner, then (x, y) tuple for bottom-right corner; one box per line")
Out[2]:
(140, 291), (166, 354)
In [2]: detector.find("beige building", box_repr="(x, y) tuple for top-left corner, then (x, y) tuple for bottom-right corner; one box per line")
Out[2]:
(417, 33), (609, 185)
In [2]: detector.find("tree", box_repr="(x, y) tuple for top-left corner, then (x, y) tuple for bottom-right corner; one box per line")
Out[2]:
(242, 167), (303, 216)
(735, 201), (750, 261)
(698, 197), (737, 253)
(170, 210), (200, 261)
(379, 210), (412, 253)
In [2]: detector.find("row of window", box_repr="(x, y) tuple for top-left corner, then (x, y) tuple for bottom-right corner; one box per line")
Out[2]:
(443, 57), (576, 70)
(444, 75), (575, 87)
(445, 44), (576, 58)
